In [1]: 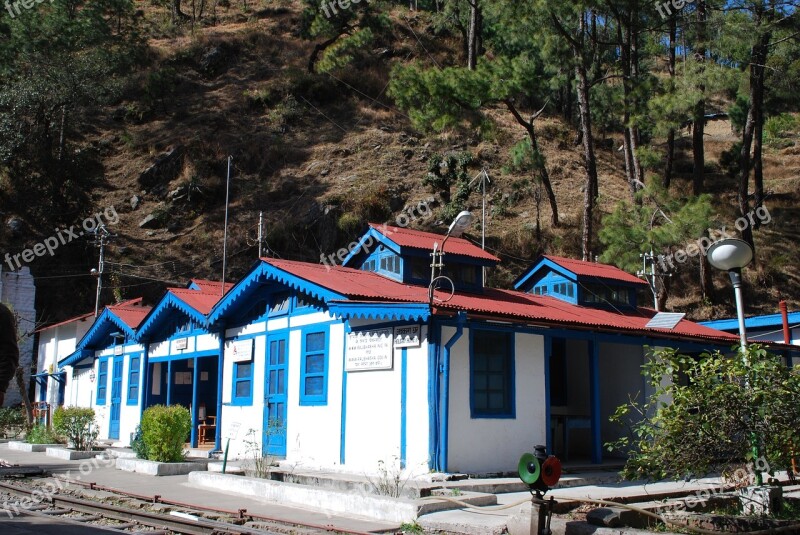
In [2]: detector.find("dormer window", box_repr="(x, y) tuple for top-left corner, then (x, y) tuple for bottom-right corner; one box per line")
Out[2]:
(380, 255), (401, 275)
(342, 222), (500, 292)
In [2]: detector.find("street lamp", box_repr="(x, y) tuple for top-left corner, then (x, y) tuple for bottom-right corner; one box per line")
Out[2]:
(706, 238), (760, 486)
(706, 239), (754, 351)
(429, 211), (474, 306)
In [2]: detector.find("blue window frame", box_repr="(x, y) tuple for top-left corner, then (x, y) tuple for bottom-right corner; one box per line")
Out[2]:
(470, 330), (515, 418)
(232, 360), (253, 405)
(127, 355), (141, 405)
(300, 330), (328, 406)
(96, 358), (108, 405)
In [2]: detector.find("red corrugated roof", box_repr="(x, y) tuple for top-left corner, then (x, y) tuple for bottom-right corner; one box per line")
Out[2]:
(543, 255), (647, 286)
(108, 298), (151, 329)
(264, 258), (738, 345)
(169, 288), (225, 315)
(190, 279), (235, 294)
(35, 311), (94, 333)
(369, 223), (500, 262)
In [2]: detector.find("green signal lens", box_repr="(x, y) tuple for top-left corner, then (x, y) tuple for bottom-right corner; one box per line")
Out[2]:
(518, 452), (541, 485)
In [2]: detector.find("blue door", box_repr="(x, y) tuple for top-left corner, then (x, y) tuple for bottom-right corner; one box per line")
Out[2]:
(109, 357), (123, 440)
(264, 335), (287, 457)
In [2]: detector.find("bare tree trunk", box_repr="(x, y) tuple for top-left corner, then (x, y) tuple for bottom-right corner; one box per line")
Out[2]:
(576, 72), (597, 258)
(739, 26), (769, 252)
(664, 16), (677, 189)
(15, 367), (33, 426)
(692, 0), (707, 196)
(574, 15), (598, 260)
(505, 100), (559, 227)
(467, 0), (481, 70)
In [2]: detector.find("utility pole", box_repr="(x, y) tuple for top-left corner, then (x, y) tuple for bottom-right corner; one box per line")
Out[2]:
(90, 224), (112, 317)
(637, 248), (659, 310)
(469, 169), (491, 281)
(257, 211), (264, 258)
(222, 156), (232, 296)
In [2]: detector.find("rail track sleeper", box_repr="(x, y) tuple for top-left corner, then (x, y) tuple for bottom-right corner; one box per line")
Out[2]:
(39, 508), (69, 515)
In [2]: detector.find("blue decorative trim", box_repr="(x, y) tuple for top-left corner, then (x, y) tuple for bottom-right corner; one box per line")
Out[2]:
(400, 347), (408, 470)
(340, 322), (350, 465)
(126, 354), (142, 406)
(440, 312), (466, 472)
(328, 302), (430, 322)
(148, 349), (218, 363)
(215, 327), (225, 451)
(96, 358), (108, 405)
(299, 327), (329, 406)
(136, 293), (210, 341)
(208, 260), (346, 325)
(588, 340), (602, 464)
(469, 327), (516, 420)
(427, 321), (439, 471)
(231, 359), (254, 406)
(61, 309), (137, 368)
(191, 356), (200, 446)
(700, 311), (800, 331)
(341, 227), (401, 267)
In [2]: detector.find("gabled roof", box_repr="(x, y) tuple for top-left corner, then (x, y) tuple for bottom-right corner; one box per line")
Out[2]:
(136, 282), (232, 340)
(700, 311), (800, 332)
(188, 279), (234, 294)
(34, 311), (94, 333)
(515, 254), (647, 291)
(366, 223), (500, 262)
(108, 298), (152, 330)
(59, 298), (151, 368)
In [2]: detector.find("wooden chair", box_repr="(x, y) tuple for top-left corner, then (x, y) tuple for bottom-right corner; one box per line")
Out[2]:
(198, 415), (216, 446)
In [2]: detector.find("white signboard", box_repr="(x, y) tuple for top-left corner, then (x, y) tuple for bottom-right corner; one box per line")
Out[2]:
(394, 325), (422, 349)
(113, 345), (123, 356)
(174, 338), (188, 351)
(227, 339), (254, 363)
(346, 328), (393, 371)
(226, 422), (241, 440)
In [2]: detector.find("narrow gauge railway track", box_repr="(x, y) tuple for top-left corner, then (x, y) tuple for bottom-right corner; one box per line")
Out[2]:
(0, 480), (298, 535)
(0, 475), (388, 535)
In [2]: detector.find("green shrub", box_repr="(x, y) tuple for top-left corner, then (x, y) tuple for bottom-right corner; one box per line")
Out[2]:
(130, 424), (149, 460)
(139, 405), (191, 462)
(0, 406), (26, 439)
(26, 424), (62, 445)
(52, 407), (98, 451)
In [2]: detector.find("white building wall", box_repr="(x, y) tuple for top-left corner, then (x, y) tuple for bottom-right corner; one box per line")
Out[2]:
(342, 319), (403, 473)
(220, 332), (266, 460)
(447, 329), (546, 474)
(287, 322), (344, 468)
(37, 319), (91, 406)
(404, 327), (431, 473)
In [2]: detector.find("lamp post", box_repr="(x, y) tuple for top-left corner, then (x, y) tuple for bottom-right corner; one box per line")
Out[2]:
(706, 238), (760, 485)
(706, 239), (754, 352)
(429, 211), (474, 306)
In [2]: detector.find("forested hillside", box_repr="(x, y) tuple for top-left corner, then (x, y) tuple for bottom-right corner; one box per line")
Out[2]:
(1, 0), (798, 326)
